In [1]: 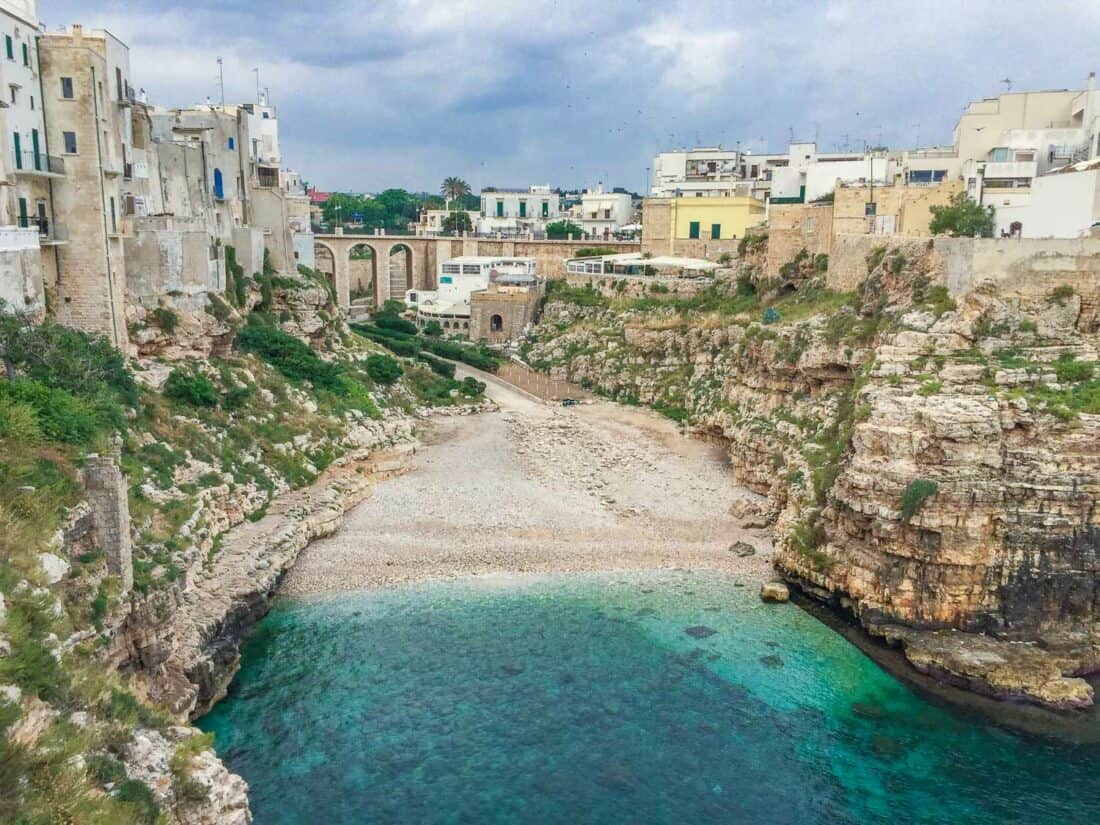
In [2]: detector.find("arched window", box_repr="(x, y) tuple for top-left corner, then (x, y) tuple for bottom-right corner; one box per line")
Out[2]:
(490, 314), (503, 332)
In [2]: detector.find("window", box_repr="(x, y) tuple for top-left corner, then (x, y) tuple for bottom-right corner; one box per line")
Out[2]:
(711, 224), (721, 240)
(440, 276), (453, 284)
(496, 200), (504, 218)
(5, 36), (12, 61)
(989, 147), (1011, 162)
(688, 221), (701, 239)
(604, 209), (611, 219)
(8, 86), (14, 105)
(29, 95), (34, 110)
(60, 77), (74, 99)
(22, 42), (28, 66)
(228, 136), (235, 150)
(62, 131), (77, 153)
(262, 112), (270, 119)
(110, 197), (117, 232)
(519, 200), (527, 218)
(542, 201), (549, 217)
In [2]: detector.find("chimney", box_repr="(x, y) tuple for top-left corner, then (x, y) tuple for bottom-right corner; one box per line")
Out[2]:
(71, 23), (83, 40)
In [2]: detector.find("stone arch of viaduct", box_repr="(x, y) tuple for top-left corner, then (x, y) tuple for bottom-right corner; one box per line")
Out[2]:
(313, 233), (642, 313)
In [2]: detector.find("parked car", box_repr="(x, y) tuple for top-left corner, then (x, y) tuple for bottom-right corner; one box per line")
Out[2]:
(561, 398), (580, 407)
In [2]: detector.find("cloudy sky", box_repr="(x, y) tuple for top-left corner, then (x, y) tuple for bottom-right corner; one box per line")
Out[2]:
(40, 0), (1099, 194)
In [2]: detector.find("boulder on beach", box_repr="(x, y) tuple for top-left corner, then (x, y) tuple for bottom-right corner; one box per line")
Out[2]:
(760, 581), (790, 603)
(729, 541), (756, 558)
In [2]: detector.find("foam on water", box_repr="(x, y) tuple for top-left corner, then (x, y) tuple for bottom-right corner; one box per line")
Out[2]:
(200, 571), (1100, 824)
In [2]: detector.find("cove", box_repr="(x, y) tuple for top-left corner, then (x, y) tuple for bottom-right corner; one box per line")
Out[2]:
(199, 571), (1100, 824)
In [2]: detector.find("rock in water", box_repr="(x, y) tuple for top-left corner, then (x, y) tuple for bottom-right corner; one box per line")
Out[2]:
(684, 626), (717, 639)
(760, 581), (790, 603)
(729, 541), (756, 558)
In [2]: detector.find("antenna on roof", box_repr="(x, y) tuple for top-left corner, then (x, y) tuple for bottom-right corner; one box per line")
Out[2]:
(1001, 77), (1013, 93)
(216, 57), (225, 106)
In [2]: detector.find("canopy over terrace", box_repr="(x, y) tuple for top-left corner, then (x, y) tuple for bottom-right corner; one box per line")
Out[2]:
(566, 253), (720, 278)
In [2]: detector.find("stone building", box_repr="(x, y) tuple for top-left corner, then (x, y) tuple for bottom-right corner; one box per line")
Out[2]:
(38, 24), (133, 350)
(469, 277), (543, 343)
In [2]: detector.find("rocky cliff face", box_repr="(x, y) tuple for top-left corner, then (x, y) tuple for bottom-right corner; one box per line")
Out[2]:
(527, 248), (1100, 710)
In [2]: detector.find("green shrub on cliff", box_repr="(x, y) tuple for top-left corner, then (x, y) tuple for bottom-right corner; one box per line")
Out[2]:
(235, 322), (344, 392)
(901, 479), (938, 522)
(366, 354), (403, 386)
(164, 368), (219, 408)
(1054, 354), (1095, 383)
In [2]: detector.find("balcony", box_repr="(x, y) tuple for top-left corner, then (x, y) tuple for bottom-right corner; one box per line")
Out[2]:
(16, 216), (67, 245)
(14, 151), (65, 178)
(981, 160), (1037, 181)
(117, 83), (137, 107)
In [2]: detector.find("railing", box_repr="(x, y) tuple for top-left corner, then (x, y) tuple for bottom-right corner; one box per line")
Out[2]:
(16, 151), (65, 175)
(16, 216), (65, 241)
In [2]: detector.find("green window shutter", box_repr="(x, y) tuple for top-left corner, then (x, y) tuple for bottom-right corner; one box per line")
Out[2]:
(13, 132), (20, 170)
(22, 42), (28, 66)
(31, 129), (39, 170)
(18, 197), (28, 227)
(689, 221), (700, 240)
(5, 36), (12, 60)
(711, 224), (721, 239)
(496, 200), (503, 217)
(542, 201), (548, 217)
(519, 201), (527, 218)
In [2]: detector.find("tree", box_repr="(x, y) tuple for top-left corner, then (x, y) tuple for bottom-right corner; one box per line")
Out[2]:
(441, 177), (471, 209)
(546, 220), (585, 239)
(929, 193), (995, 238)
(442, 211), (473, 234)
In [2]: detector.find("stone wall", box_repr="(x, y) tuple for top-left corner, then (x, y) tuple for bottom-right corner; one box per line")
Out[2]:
(231, 227), (264, 276)
(0, 229), (45, 320)
(564, 272), (713, 298)
(937, 237), (1100, 298)
(766, 204), (833, 278)
(826, 234), (1100, 298)
(82, 450), (133, 594)
(124, 217), (216, 307)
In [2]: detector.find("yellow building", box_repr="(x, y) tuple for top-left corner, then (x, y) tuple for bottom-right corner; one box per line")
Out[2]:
(642, 196), (766, 259)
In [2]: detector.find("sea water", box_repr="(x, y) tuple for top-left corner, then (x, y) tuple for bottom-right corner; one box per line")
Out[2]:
(199, 571), (1100, 824)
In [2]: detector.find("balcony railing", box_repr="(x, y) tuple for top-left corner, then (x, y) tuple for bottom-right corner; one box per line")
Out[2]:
(15, 151), (65, 175)
(16, 216), (65, 242)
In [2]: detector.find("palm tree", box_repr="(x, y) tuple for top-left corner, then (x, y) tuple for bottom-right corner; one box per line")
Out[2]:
(440, 177), (471, 211)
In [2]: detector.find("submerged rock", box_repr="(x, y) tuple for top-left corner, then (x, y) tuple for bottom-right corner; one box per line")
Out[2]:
(760, 655), (785, 669)
(684, 626), (718, 639)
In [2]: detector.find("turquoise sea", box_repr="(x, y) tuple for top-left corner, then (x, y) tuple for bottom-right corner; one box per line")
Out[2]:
(199, 571), (1100, 824)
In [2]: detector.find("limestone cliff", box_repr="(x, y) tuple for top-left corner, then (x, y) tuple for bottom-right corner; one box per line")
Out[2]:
(0, 271), (482, 823)
(527, 243), (1100, 711)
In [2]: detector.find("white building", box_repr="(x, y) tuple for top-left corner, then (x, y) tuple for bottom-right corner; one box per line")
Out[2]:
(995, 160), (1100, 238)
(956, 75), (1100, 219)
(479, 185), (561, 235)
(0, 0), (56, 319)
(576, 186), (634, 238)
(407, 256), (537, 333)
(651, 143), (896, 205)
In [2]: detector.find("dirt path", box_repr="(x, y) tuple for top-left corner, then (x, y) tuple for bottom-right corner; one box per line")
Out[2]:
(282, 369), (774, 596)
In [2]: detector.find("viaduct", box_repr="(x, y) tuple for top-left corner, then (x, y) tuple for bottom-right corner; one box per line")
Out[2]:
(312, 231), (641, 311)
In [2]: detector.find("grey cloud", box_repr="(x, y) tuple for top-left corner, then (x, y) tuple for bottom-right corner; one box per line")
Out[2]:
(38, 0), (1100, 193)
